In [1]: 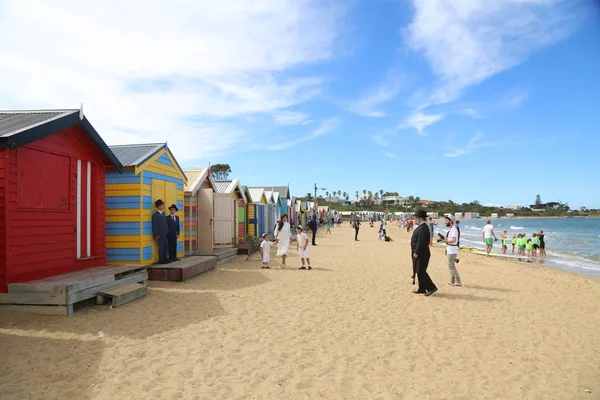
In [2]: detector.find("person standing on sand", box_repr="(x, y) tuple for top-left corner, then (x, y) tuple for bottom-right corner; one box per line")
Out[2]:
(353, 218), (361, 241)
(152, 199), (170, 264)
(296, 226), (312, 270)
(442, 215), (461, 287)
(538, 230), (546, 256)
(500, 230), (508, 254)
(274, 214), (291, 269)
(309, 214), (318, 246)
(482, 220), (498, 256)
(426, 216), (435, 245)
(411, 210), (437, 296)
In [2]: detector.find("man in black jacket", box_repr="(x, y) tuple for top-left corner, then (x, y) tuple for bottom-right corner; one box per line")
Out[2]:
(166, 204), (181, 261)
(152, 199), (170, 264)
(410, 209), (437, 296)
(310, 214), (318, 246)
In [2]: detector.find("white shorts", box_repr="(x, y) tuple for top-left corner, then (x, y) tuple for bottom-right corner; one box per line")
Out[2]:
(298, 248), (310, 259)
(262, 253), (270, 263)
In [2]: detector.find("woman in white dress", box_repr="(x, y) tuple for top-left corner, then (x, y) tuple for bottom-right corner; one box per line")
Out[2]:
(274, 214), (291, 269)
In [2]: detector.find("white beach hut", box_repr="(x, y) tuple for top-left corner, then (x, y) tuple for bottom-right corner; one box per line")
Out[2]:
(213, 179), (247, 248)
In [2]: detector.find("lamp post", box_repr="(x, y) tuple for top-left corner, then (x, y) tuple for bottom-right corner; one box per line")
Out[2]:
(313, 183), (326, 212)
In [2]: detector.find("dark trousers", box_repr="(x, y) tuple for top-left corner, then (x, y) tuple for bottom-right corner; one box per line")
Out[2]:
(158, 236), (169, 261)
(382, 229), (387, 238)
(355, 228), (359, 240)
(167, 234), (178, 260)
(312, 230), (317, 245)
(413, 256), (436, 292)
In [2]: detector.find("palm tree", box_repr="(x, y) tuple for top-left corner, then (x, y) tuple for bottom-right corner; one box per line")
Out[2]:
(345, 195), (349, 201)
(355, 191), (359, 199)
(379, 189), (384, 197)
(306, 193), (313, 201)
(363, 189), (367, 196)
(338, 190), (342, 197)
(343, 191), (347, 199)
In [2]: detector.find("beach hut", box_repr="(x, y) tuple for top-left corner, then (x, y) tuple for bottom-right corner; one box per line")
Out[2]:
(105, 143), (186, 264)
(183, 168), (215, 255)
(247, 188), (268, 238)
(213, 179), (247, 248)
(264, 190), (276, 234)
(237, 187), (249, 244)
(0, 109), (122, 291)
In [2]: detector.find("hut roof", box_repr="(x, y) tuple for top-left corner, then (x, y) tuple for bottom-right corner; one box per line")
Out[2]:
(0, 109), (122, 170)
(183, 168), (214, 193)
(214, 179), (247, 203)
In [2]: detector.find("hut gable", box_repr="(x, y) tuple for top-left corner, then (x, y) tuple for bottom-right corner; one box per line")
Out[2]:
(183, 169), (215, 255)
(0, 109), (120, 291)
(105, 143), (187, 264)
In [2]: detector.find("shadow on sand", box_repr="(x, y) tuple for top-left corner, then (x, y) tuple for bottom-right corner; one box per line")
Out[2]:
(432, 292), (503, 302)
(466, 284), (518, 293)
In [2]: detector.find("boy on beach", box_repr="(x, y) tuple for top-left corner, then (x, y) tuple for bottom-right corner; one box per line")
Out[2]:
(531, 233), (540, 257)
(296, 226), (312, 270)
(260, 233), (275, 269)
(526, 238), (533, 258)
(377, 229), (384, 241)
(512, 235), (517, 254)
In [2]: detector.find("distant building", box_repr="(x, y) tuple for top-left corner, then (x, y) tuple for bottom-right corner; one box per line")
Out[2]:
(507, 204), (522, 210)
(420, 199), (432, 205)
(491, 213), (499, 218)
(506, 213), (515, 218)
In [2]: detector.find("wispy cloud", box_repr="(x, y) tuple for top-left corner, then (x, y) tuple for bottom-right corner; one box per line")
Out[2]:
(348, 70), (403, 117)
(444, 131), (494, 157)
(370, 134), (391, 147)
(272, 111), (312, 126)
(399, 111), (445, 134)
(265, 118), (341, 151)
(405, 0), (582, 106)
(0, 1), (345, 161)
(501, 88), (531, 109)
(382, 151), (401, 159)
(459, 107), (485, 119)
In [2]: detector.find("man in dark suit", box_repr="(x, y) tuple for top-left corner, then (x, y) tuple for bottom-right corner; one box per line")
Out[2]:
(166, 204), (181, 261)
(310, 214), (318, 246)
(410, 209), (437, 296)
(152, 199), (170, 264)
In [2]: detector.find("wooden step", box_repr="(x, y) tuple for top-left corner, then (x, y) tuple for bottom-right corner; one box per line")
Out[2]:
(99, 282), (147, 308)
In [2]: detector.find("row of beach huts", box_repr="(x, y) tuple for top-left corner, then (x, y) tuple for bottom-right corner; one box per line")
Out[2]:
(0, 109), (306, 313)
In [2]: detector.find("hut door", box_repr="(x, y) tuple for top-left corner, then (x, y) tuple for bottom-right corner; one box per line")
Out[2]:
(76, 160), (93, 259)
(197, 188), (214, 253)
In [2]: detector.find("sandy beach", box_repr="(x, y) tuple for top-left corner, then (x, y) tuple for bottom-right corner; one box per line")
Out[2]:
(1, 223), (599, 400)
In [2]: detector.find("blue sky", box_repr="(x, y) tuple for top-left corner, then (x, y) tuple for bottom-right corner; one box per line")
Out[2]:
(1, 1), (599, 208)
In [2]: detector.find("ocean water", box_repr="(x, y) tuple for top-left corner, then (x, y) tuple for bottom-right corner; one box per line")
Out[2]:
(435, 217), (600, 277)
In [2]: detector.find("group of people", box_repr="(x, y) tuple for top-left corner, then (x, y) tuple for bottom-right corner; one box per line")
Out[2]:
(409, 210), (463, 297)
(506, 231), (546, 257)
(259, 214), (315, 270)
(152, 199), (182, 264)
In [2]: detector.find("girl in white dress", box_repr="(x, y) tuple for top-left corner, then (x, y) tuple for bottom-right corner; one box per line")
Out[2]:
(274, 214), (291, 269)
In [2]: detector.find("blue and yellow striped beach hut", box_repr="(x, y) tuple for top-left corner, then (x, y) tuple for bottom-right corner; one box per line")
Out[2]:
(105, 143), (187, 264)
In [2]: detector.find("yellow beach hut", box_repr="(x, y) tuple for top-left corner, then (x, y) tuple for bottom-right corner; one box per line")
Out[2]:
(247, 187), (268, 239)
(105, 143), (187, 264)
(183, 168), (215, 255)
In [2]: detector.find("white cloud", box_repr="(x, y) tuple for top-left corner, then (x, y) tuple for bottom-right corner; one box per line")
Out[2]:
(399, 111), (445, 134)
(382, 152), (401, 159)
(405, 0), (581, 106)
(501, 88), (531, 109)
(370, 134), (391, 147)
(0, 1), (344, 161)
(460, 108), (485, 119)
(348, 70), (404, 117)
(272, 111), (312, 126)
(264, 117), (341, 150)
(444, 131), (494, 157)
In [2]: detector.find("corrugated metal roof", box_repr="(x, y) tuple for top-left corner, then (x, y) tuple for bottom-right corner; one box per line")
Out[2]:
(0, 109), (77, 137)
(183, 168), (211, 192)
(214, 180), (232, 193)
(108, 143), (165, 167)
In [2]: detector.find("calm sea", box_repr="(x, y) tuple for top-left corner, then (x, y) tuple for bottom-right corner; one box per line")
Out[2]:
(436, 217), (600, 277)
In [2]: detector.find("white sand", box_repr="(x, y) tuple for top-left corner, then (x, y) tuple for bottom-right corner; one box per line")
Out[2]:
(1, 223), (599, 399)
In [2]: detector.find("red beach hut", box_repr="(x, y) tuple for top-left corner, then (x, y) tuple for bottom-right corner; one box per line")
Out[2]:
(0, 109), (122, 292)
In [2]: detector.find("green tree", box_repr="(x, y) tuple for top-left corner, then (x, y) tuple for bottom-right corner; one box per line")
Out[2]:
(210, 163), (232, 181)
(535, 194), (542, 206)
(355, 191), (359, 199)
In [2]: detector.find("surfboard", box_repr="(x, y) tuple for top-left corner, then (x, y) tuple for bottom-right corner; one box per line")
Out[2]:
(463, 251), (526, 260)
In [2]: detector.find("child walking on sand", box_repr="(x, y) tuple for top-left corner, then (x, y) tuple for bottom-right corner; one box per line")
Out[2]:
(260, 233), (275, 269)
(512, 235), (517, 254)
(326, 219), (332, 235)
(296, 226), (312, 270)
